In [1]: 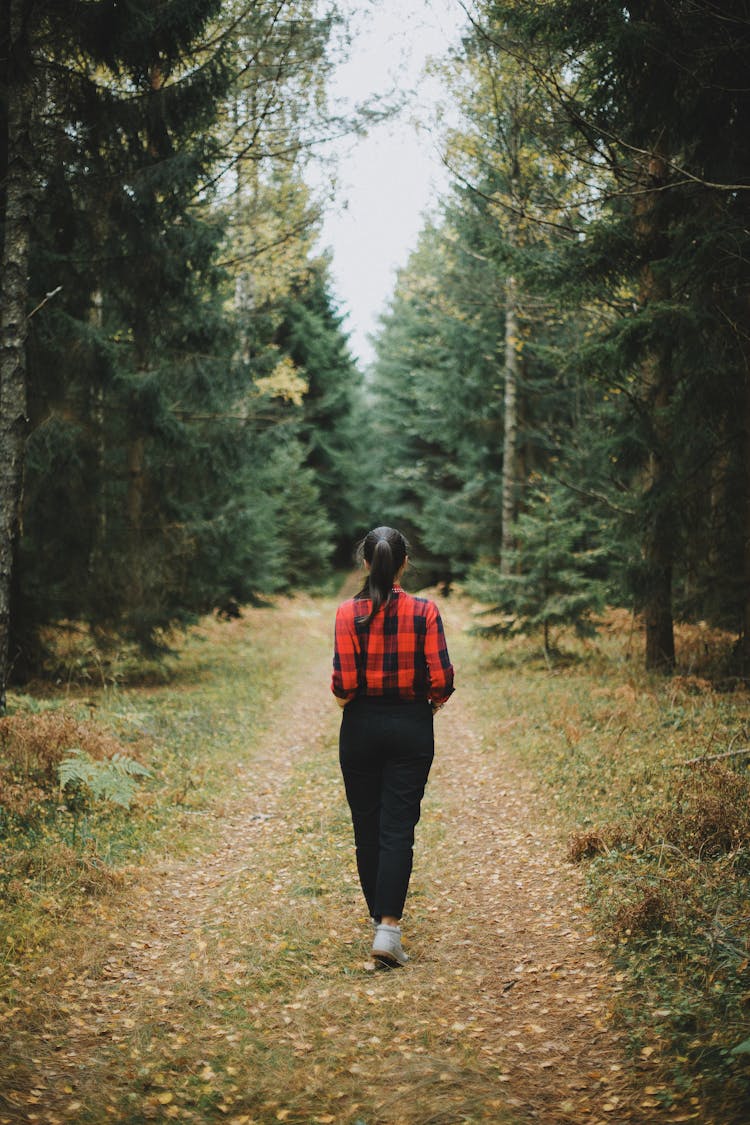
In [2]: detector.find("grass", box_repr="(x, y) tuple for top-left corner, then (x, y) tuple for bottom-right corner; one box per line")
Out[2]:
(1, 593), (749, 1123)
(0, 598), (318, 972)
(2, 591), (517, 1125)
(456, 607), (750, 1121)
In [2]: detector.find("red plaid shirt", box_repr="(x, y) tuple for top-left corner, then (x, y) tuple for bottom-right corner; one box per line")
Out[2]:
(331, 586), (454, 706)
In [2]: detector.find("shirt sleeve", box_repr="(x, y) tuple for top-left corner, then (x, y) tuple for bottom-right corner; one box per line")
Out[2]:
(425, 601), (454, 707)
(331, 603), (360, 701)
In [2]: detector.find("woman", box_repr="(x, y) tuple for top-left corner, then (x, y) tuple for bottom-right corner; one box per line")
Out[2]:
(331, 526), (454, 967)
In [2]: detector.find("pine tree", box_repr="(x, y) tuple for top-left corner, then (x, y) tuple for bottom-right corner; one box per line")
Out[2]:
(1, 0), (236, 694)
(368, 218), (504, 584)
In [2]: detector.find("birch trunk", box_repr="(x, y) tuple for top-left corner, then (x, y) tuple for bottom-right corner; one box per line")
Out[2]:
(0, 7), (34, 710)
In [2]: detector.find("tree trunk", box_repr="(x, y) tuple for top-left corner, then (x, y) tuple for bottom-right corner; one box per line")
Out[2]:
(126, 429), (146, 613)
(123, 63), (165, 631)
(738, 368), (750, 674)
(641, 336), (676, 672)
(0, 7), (34, 710)
(500, 274), (520, 574)
(87, 287), (108, 588)
(637, 150), (676, 673)
(643, 515), (675, 671)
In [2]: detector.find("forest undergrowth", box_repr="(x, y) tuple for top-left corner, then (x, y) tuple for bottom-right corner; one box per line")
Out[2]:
(0, 589), (748, 1123)
(463, 608), (750, 1120)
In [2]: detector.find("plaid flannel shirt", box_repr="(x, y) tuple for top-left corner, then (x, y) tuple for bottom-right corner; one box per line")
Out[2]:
(331, 586), (454, 706)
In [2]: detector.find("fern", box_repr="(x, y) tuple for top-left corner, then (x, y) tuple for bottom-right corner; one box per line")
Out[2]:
(58, 749), (151, 809)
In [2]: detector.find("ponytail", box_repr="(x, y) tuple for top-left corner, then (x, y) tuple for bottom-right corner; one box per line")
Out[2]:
(355, 525), (408, 626)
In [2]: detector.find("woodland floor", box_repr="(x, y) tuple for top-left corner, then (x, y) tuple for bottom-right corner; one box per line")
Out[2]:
(0, 585), (704, 1124)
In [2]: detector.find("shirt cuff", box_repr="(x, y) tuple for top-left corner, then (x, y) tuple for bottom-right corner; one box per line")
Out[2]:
(332, 686), (356, 702)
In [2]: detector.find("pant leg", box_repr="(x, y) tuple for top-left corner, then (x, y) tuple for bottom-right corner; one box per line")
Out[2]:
(339, 699), (434, 921)
(373, 704), (434, 919)
(339, 703), (383, 916)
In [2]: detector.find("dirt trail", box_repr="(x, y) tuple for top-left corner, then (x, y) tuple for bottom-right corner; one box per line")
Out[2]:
(2, 593), (659, 1124)
(426, 688), (647, 1122)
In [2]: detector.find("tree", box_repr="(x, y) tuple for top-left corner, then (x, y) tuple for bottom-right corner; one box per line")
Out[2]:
(2, 1), (360, 687)
(275, 260), (365, 560)
(441, 13), (588, 573)
(469, 480), (609, 657)
(0, 1), (35, 708)
(477, 0), (750, 671)
(1, 0), (230, 699)
(368, 216), (505, 583)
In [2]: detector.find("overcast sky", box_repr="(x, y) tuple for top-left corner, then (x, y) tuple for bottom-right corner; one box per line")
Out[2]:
(314, 0), (466, 368)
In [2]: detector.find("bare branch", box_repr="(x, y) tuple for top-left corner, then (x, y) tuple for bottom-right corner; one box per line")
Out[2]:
(681, 747), (750, 766)
(27, 285), (63, 320)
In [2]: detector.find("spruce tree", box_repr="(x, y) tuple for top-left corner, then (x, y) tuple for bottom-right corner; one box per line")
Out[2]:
(480, 0), (750, 670)
(275, 261), (365, 561)
(4, 0), (354, 680)
(469, 480), (609, 656)
(1, 0), (233, 691)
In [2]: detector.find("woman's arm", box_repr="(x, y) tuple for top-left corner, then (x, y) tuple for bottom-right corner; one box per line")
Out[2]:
(331, 603), (359, 704)
(425, 602), (454, 709)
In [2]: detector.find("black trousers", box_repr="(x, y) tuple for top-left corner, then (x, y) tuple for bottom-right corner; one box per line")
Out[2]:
(339, 697), (434, 921)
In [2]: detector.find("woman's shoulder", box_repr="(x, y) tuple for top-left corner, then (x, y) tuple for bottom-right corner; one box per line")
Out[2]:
(336, 595), (368, 616)
(397, 589), (439, 616)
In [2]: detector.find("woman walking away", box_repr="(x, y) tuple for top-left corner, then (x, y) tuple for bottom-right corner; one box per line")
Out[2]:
(332, 526), (454, 967)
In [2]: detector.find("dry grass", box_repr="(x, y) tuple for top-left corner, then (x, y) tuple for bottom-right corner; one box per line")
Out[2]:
(454, 600), (750, 1120)
(0, 708), (138, 816)
(567, 829), (614, 863)
(1, 590), (749, 1123)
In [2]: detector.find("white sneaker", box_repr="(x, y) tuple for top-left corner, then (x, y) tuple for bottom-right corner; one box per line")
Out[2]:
(372, 923), (409, 967)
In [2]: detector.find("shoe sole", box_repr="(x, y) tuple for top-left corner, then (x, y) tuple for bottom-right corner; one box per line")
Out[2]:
(372, 949), (408, 968)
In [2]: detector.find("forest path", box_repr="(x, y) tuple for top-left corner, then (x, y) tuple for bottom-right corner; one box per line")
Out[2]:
(2, 589), (659, 1124)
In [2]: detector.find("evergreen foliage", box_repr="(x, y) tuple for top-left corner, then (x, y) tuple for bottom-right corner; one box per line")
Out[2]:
(1, 0), (363, 680)
(369, 0), (750, 669)
(3, 0), (750, 682)
(475, 0), (750, 668)
(275, 262), (365, 561)
(469, 481), (609, 655)
(368, 216), (505, 585)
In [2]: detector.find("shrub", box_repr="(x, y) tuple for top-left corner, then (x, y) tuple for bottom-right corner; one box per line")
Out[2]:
(0, 708), (147, 828)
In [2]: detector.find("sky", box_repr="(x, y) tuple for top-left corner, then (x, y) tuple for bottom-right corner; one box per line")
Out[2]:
(313, 0), (467, 368)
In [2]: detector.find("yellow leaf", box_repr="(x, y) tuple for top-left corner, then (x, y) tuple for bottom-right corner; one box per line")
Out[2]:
(255, 356), (308, 407)
(157, 1092), (174, 1105)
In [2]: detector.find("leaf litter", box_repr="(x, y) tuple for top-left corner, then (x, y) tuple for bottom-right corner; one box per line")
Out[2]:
(0, 591), (674, 1123)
